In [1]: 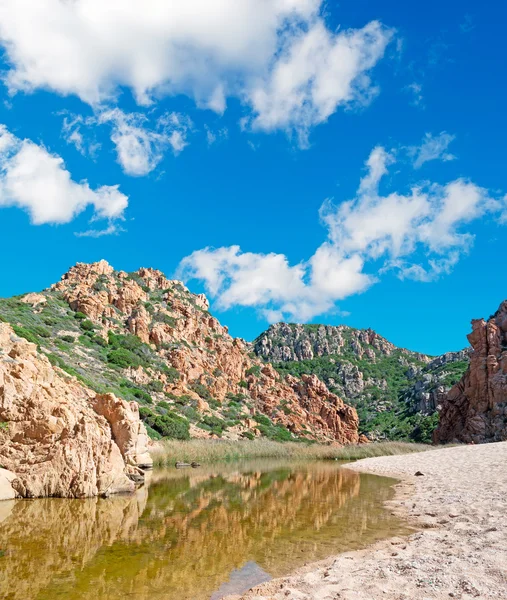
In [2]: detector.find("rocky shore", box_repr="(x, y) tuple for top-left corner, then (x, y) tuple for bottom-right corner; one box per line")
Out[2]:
(226, 442), (507, 599)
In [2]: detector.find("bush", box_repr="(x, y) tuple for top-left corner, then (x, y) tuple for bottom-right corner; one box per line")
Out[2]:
(162, 366), (180, 384)
(12, 326), (38, 345)
(140, 407), (190, 440)
(197, 414), (226, 436)
(60, 335), (75, 343)
(107, 347), (141, 369)
(238, 380), (248, 389)
(74, 312), (87, 320)
(149, 380), (164, 393)
(132, 388), (153, 404)
(80, 320), (95, 332)
(245, 365), (261, 377)
(190, 382), (212, 400)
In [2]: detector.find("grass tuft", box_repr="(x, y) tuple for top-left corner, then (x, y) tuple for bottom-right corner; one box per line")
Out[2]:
(149, 439), (432, 467)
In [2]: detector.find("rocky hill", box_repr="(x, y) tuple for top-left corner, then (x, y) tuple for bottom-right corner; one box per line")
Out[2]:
(253, 323), (469, 442)
(0, 261), (360, 448)
(435, 300), (507, 444)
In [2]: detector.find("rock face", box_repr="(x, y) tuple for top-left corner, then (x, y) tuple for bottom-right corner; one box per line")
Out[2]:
(253, 322), (469, 441)
(0, 261), (360, 445)
(435, 301), (507, 444)
(0, 323), (152, 498)
(254, 322), (424, 363)
(401, 350), (471, 415)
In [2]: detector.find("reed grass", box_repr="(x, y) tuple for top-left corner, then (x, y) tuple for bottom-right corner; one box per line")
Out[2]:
(150, 439), (432, 467)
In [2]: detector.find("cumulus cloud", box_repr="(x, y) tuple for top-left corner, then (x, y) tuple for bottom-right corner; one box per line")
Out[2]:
(61, 109), (192, 176)
(408, 131), (456, 169)
(0, 124), (127, 231)
(97, 109), (192, 176)
(245, 20), (393, 146)
(179, 143), (500, 321)
(0, 1), (393, 144)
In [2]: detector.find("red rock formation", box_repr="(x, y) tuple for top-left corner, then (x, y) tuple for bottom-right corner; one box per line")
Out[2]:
(0, 323), (152, 499)
(49, 260), (359, 444)
(434, 300), (507, 444)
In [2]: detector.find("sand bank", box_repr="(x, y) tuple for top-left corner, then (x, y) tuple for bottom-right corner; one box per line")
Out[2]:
(226, 442), (507, 599)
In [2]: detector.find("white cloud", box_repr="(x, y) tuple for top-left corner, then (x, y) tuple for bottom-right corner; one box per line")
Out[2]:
(408, 132), (456, 169)
(61, 113), (101, 157)
(97, 109), (192, 176)
(61, 109), (192, 176)
(0, 1), (393, 144)
(245, 20), (393, 146)
(205, 125), (228, 146)
(179, 143), (500, 322)
(404, 82), (424, 108)
(0, 124), (127, 230)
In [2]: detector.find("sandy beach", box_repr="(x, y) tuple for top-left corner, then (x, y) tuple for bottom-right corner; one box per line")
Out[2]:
(226, 442), (507, 600)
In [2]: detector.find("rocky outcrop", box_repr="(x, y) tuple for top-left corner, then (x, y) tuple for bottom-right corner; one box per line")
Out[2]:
(249, 365), (359, 444)
(254, 322), (430, 364)
(434, 301), (507, 444)
(0, 261), (360, 445)
(0, 323), (151, 498)
(0, 468), (17, 500)
(401, 350), (470, 415)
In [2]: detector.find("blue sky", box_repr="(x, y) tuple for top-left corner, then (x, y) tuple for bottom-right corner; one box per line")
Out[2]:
(0, 0), (505, 356)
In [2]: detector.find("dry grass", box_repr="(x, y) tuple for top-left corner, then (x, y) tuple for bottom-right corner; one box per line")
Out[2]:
(150, 439), (433, 467)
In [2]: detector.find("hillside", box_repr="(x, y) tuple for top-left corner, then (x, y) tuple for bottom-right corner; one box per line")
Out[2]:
(253, 323), (469, 442)
(0, 261), (359, 445)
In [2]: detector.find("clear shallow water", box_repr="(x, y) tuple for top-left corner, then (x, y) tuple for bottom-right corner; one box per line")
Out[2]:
(0, 460), (408, 600)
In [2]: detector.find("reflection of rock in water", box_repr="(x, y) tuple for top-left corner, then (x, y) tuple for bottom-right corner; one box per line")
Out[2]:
(0, 488), (148, 600)
(0, 461), (405, 600)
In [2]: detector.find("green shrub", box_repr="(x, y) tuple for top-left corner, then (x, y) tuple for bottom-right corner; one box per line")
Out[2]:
(74, 312), (87, 320)
(190, 382), (212, 400)
(107, 348), (141, 369)
(139, 407), (190, 440)
(80, 320), (95, 332)
(149, 380), (164, 393)
(60, 335), (75, 343)
(238, 380), (248, 389)
(245, 365), (261, 377)
(12, 325), (39, 345)
(197, 414), (226, 436)
(161, 366), (180, 383)
(132, 389), (153, 404)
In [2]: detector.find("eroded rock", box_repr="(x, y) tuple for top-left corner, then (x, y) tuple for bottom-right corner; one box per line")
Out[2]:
(434, 300), (507, 444)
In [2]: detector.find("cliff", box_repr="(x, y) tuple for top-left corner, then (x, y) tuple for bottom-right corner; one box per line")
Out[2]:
(434, 300), (507, 444)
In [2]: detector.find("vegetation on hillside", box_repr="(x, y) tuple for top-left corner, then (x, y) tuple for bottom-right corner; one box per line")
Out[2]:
(0, 289), (298, 444)
(257, 324), (469, 443)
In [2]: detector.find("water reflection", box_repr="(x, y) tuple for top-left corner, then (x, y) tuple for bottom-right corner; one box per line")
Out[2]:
(0, 461), (407, 600)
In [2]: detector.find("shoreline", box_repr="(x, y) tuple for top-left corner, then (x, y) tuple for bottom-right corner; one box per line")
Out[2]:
(225, 442), (507, 600)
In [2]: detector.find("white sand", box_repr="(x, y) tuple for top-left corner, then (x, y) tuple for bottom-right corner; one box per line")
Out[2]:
(226, 442), (507, 600)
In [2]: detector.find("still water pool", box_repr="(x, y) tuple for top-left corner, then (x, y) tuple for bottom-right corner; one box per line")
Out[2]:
(0, 460), (408, 600)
